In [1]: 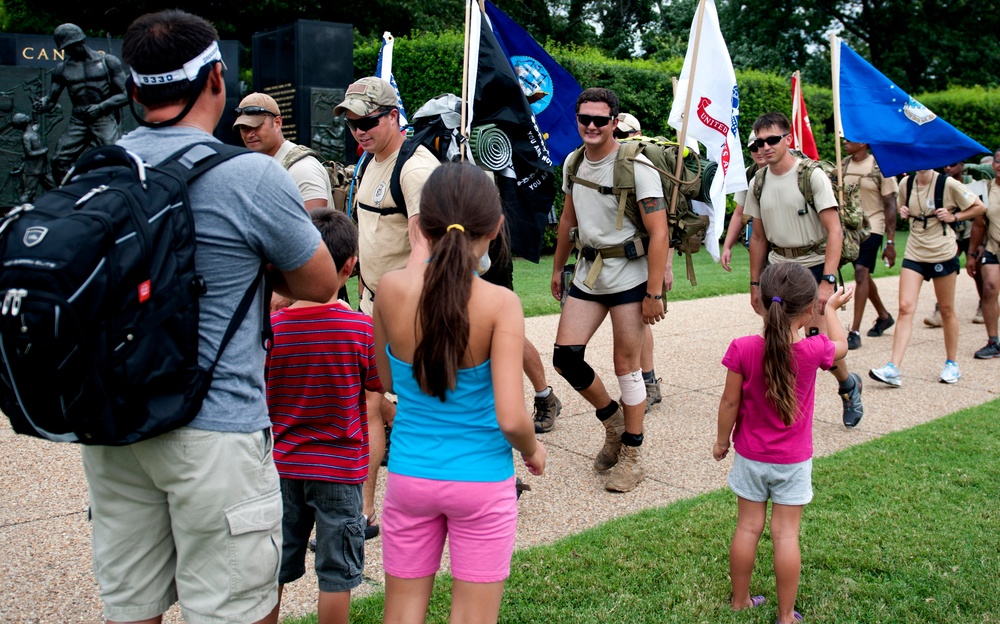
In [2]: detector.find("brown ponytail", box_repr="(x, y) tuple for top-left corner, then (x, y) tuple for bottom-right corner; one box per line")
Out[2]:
(759, 263), (818, 426)
(412, 163), (503, 400)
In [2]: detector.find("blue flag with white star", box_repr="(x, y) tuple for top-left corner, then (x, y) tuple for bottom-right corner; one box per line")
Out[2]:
(483, 0), (582, 165)
(834, 39), (987, 177)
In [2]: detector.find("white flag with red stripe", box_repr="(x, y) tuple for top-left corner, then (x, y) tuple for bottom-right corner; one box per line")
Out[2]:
(667, 0), (746, 260)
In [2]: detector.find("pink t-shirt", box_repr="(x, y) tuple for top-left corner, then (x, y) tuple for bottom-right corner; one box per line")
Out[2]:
(722, 334), (835, 464)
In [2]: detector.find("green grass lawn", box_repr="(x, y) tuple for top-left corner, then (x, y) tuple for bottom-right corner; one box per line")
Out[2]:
(514, 231), (911, 318)
(287, 396), (1000, 624)
(345, 232), (911, 319)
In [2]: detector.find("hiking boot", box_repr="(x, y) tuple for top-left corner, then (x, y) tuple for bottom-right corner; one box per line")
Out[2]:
(973, 304), (984, 324)
(840, 372), (864, 428)
(644, 377), (662, 412)
(869, 362), (902, 387)
(974, 341), (1000, 359)
(593, 405), (625, 472)
(867, 314), (895, 337)
(847, 330), (861, 350)
(533, 388), (561, 433)
(605, 443), (645, 492)
(939, 360), (961, 384)
(924, 306), (942, 327)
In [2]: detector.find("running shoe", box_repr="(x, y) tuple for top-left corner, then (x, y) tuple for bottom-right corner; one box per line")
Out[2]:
(867, 314), (895, 337)
(840, 372), (864, 428)
(939, 360), (961, 384)
(847, 330), (861, 350)
(869, 362), (902, 387)
(974, 341), (1000, 359)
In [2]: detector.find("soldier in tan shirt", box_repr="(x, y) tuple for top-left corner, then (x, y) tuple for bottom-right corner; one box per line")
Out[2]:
(744, 112), (865, 428)
(869, 169), (985, 387)
(842, 140), (898, 349)
(966, 148), (1000, 359)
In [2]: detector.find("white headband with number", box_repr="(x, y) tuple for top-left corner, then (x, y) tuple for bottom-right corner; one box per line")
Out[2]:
(130, 41), (224, 86)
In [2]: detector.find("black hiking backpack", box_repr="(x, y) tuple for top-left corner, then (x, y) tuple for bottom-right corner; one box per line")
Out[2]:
(0, 142), (268, 445)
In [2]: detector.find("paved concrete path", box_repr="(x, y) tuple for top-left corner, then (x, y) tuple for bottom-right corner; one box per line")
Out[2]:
(1, 275), (996, 623)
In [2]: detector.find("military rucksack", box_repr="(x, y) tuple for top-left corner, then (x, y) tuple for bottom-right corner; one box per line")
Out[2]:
(753, 158), (870, 266)
(564, 136), (716, 286)
(281, 145), (351, 213)
(901, 171), (969, 238)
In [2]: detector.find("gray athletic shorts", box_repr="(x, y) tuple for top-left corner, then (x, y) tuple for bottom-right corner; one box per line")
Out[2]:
(727, 451), (813, 506)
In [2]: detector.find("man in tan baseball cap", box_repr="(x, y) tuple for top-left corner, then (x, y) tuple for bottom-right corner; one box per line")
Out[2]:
(615, 112), (642, 138)
(233, 92), (333, 212)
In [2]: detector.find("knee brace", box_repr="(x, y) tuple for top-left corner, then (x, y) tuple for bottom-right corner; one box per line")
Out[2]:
(618, 370), (646, 406)
(553, 344), (595, 390)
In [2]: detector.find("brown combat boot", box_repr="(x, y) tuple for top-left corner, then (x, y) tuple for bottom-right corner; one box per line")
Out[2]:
(532, 388), (562, 433)
(593, 405), (625, 471)
(606, 443), (645, 492)
(644, 377), (662, 413)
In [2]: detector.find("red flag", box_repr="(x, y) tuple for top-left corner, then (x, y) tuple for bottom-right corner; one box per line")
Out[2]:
(791, 72), (820, 160)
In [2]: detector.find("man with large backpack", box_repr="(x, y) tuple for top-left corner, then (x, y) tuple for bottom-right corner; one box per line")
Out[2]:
(84, 11), (337, 623)
(744, 111), (865, 428)
(233, 91), (335, 211)
(842, 139), (898, 349)
(550, 87), (668, 492)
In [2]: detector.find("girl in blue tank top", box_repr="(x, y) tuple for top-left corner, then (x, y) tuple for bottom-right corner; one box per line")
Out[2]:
(373, 162), (546, 622)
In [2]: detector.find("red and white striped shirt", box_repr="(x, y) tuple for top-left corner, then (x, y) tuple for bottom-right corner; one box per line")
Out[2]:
(266, 304), (382, 483)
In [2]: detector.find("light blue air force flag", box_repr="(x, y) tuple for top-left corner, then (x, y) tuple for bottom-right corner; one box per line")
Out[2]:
(833, 38), (987, 177)
(483, 0), (582, 165)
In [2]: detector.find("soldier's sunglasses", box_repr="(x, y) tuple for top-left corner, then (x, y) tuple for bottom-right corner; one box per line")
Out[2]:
(347, 109), (394, 132)
(751, 133), (789, 149)
(233, 106), (277, 117)
(577, 114), (614, 128)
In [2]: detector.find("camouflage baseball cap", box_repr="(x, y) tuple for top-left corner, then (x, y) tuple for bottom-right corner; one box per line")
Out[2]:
(333, 77), (398, 117)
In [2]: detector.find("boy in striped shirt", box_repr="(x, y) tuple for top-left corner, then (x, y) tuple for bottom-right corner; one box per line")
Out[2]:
(266, 207), (383, 623)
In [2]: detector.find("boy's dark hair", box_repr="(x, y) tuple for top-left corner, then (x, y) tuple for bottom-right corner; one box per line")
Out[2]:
(752, 111), (791, 135)
(311, 207), (357, 270)
(576, 87), (619, 118)
(122, 10), (219, 107)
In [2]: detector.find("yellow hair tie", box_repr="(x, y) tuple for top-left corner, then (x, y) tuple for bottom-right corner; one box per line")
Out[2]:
(446, 224), (465, 232)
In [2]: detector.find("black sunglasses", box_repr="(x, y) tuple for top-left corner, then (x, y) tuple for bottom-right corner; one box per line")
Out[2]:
(752, 133), (789, 149)
(749, 143), (759, 153)
(347, 109), (394, 132)
(233, 106), (277, 117)
(613, 129), (637, 140)
(577, 114), (613, 128)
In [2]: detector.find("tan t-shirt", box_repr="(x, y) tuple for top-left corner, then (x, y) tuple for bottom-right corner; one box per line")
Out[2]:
(842, 154), (898, 235)
(562, 148), (663, 294)
(274, 140), (334, 208)
(744, 159), (838, 268)
(986, 181), (1000, 255)
(356, 145), (439, 303)
(898, 172), (977, 263)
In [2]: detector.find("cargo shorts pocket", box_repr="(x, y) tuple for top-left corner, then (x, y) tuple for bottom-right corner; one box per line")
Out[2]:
(343, 516), (366, 577)
(225, 488), (282, 598)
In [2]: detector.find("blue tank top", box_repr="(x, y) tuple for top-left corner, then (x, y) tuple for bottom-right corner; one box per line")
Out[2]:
(386, 345), (514, 482)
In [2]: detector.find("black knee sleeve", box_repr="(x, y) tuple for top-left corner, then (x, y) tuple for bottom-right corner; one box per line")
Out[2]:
(553, 344), (595, 390)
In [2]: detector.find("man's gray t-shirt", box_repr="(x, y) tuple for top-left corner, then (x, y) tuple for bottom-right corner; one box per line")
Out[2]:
(117, 127), (321, 433)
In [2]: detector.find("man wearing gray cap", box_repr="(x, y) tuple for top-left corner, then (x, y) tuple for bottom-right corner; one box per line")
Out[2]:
(234, 92), (334, 211)
(335, 76), (438, 529)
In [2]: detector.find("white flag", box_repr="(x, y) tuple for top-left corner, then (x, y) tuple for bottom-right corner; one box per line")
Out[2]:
(667, 0), (746, 260)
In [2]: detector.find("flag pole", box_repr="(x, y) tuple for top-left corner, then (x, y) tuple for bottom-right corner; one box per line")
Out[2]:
(672, 0), (707, 219)
(830, 34), (844, 207)
(792, 71), (802, 152)
(460, 0), (473, 161)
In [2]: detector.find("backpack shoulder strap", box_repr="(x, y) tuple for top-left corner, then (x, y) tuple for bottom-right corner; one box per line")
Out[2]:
(904, 172), (917, 208)
(796, 159), (819, 212)
(388, 139), (423, 218)
(160, 142), (251, 184)
(613, 142), (643, 230)
(933, 171), (947, 209)
(752, 166), (767, 203)
(564, 146), (587, 191)
(281, 144), (323, 171)
(871, 159), (883, 187)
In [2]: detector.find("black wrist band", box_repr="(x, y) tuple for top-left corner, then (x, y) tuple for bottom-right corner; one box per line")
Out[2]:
(750, 281), (760, 286)
(645, 292), (662, 300)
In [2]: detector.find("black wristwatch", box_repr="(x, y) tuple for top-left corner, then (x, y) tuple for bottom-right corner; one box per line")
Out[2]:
(820, 274), (837, 285)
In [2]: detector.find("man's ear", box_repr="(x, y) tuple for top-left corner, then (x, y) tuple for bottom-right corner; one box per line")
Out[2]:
(341, 255), (358, 278)
(209, 63), (224, 95)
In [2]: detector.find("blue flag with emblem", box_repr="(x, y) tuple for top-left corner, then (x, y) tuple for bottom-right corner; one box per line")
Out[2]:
(483, 0), (582, 165)
(833, 38), (988, 177)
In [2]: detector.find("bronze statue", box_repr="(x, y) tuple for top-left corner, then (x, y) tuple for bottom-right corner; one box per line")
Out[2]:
(10, 112), (53, 203)
(33, 24), (128, 183)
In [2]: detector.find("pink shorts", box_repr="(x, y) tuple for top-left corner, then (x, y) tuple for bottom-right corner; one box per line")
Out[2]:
(382, 473), (517, 583)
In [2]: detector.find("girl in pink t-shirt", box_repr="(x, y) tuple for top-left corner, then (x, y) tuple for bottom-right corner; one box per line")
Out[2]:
(713, 263), (852, 624)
